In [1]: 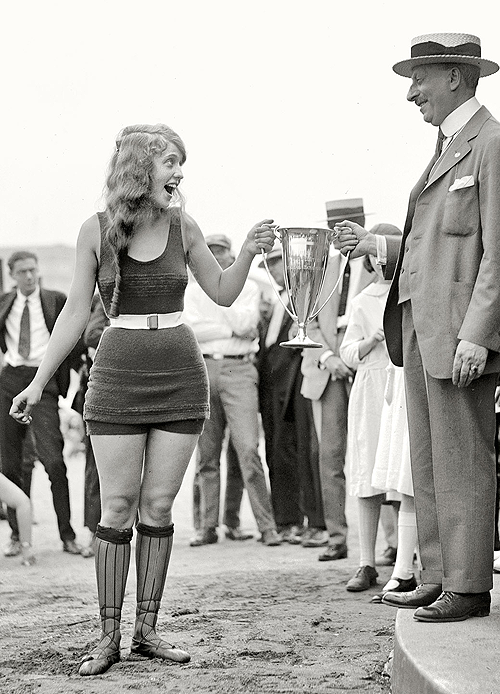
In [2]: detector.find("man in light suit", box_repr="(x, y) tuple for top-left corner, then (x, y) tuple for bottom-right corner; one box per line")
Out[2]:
(337, 33), (500, 622)
(0, 251), (84, 556)
(301, 199), (373, 561)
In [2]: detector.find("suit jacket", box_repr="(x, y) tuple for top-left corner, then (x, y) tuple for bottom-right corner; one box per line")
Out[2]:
(384, 106), (500, 378)
(258, 307), (302, 421)
(301, 253), (373, 400)
(0, 287), (84, 397)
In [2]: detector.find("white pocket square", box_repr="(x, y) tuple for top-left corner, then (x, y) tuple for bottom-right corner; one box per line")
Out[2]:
(449, 175), (474, 191)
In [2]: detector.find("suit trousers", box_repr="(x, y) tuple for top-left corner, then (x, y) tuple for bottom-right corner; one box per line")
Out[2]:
(402, 302), (496, 593)
(197, 358), (276, 534)
(311, 377), (349, 547)
(192, 437), (244, 531)
(0, 364), (76, 543)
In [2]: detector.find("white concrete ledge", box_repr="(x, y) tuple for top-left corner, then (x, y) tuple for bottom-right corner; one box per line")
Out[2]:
(392, 577), (500, 694)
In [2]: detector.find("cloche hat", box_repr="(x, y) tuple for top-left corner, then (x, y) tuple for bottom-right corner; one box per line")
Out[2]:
(393, 33), (499, 78)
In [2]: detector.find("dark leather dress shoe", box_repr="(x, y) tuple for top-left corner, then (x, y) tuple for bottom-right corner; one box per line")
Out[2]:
(346, 565), (378, 591)
(371, 575), (417, 603)
(318, 544), (348, 562)
(413, 591), (491, 622)
(382, 582), (442, 608)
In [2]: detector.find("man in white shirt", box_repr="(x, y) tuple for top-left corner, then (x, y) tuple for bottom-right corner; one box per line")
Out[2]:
(0, 251), (83, 557)
(337, 33), (500, 623)
(183, 235), (281, 547)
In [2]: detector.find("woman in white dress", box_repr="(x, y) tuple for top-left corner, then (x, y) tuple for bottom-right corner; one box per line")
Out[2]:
(340, 223), (402, 592)
(371, 364), (418, 602)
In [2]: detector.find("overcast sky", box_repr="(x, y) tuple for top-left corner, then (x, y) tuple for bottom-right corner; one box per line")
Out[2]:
(2, 0), (499, 253)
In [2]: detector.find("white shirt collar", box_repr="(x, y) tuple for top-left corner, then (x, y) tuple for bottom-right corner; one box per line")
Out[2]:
(16, 284), (40, 302)
(440, 97), (481, 139)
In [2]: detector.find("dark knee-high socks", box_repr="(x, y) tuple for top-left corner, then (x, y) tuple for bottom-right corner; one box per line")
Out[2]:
(133, 522), (174, 644)
(94, 524), (133, 651)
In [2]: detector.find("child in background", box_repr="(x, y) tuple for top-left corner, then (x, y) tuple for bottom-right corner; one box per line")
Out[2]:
(371, 363), (417, 602)
(339, 223), (402, 592)
(0, 473), (35, 566)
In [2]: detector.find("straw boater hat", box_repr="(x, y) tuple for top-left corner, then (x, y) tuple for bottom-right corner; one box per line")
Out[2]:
(393, 33), (499, 78)
(325, 198), (365, 230)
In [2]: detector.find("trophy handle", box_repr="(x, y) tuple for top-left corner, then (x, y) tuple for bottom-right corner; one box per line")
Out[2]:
(260, 227), (297, 322)
(309, 250), (351, 321)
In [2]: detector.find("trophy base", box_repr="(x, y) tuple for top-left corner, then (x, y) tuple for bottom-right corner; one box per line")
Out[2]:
(279, 337), (323, 349)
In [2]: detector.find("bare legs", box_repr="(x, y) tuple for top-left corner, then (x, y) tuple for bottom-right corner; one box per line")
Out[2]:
(357, 494), (384, 567)
(0, 473), (35, 565)
(79, 429), (197, 676)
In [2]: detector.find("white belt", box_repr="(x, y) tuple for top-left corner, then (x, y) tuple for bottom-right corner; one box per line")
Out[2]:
(109, 312), (184, 330)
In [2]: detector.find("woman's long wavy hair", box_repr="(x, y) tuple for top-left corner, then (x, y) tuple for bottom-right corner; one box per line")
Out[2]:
(103, 124), (187, 317)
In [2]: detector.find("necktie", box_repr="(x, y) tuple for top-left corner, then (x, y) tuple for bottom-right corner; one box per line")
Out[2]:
(18, 299), (31, 359)
(338, 260), (351, 317)
(435, 128), (445, 159)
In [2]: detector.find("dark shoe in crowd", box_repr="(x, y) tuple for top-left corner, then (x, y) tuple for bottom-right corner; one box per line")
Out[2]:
(413, 591), (491, 622)
(3, 540), (21, 557)
(63, 539), (82, 555)
(261, 529), (282, 546)
(382, 582), (442, 609)
(346, 565), (378, 592)
(371, 575), (417, 603)
(301, 528), (329, 548)
(318, 543), (348, 562)
(225, 527), (253, 541)
(189, 528), (218, 547)
(376, 545), (398, 566)
(279, 525), (303, 544)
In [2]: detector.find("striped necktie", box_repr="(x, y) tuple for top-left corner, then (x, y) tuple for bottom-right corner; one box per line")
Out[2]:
(18, 298), (31, 359)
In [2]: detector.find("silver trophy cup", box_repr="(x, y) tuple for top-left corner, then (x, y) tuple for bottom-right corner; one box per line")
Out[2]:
(261, 226), (349, 348)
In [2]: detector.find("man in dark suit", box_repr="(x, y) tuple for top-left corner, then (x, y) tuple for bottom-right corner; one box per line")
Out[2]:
(337, 33), (500, 622)
(258, 248), (326, 545)
(0, 251), (83, 556)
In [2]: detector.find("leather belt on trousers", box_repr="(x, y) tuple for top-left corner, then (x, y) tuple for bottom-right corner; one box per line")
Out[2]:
(109, 312), (183, 330)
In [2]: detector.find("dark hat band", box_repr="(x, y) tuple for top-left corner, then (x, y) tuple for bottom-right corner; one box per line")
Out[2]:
(411, 41), (481, 59)
(327, 210), (365, 220)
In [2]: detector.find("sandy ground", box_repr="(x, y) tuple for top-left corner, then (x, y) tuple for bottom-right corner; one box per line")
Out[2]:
(0, 449), (396, 694)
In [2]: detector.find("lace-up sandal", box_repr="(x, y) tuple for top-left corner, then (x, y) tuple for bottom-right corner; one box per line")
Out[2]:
(79, 635), (121, 676)
(131, 634), (190, 663)
(133, 522), (190, 664)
